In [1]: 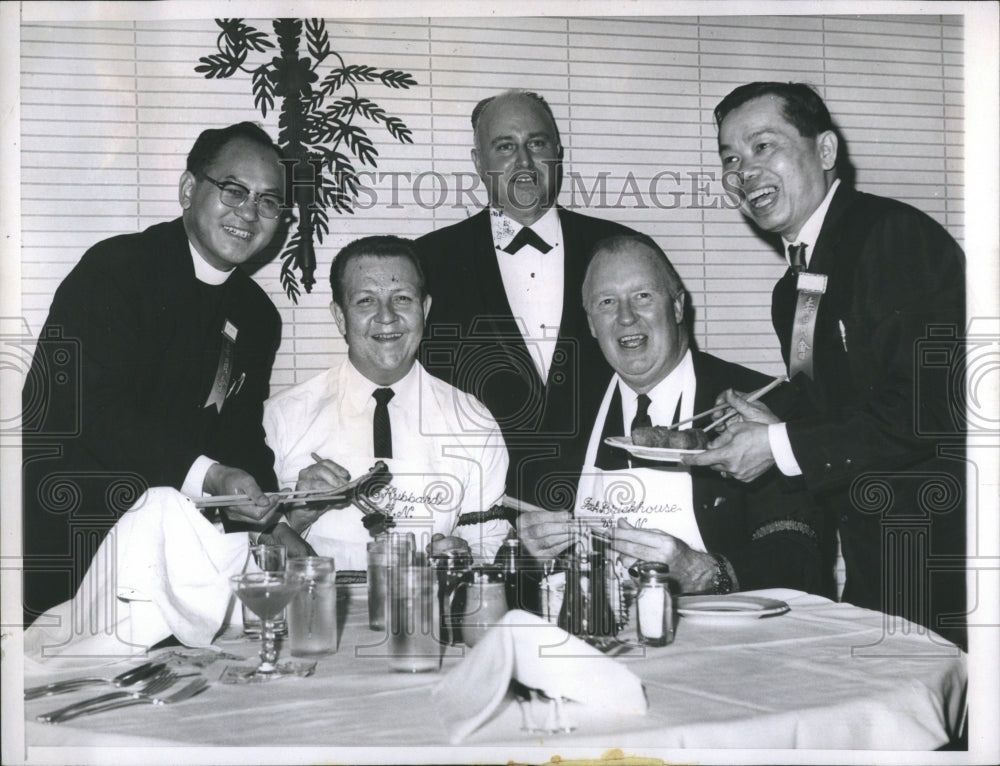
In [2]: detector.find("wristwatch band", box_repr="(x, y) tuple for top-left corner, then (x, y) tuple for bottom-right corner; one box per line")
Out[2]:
(712, 553), (734, 594)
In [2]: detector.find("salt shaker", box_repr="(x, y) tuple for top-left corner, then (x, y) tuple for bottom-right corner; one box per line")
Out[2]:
(629, 561), (678, 646)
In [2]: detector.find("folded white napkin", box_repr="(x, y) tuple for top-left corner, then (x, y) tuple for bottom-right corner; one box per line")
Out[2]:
(432, 609), (647, 744)
(24, 487), (250, 669)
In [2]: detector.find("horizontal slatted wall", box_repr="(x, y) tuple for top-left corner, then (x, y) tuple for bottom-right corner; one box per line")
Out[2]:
(19, 13), (963, 389)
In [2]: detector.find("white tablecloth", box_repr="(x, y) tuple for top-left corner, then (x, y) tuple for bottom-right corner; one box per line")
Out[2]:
(21, 587), (967, 763)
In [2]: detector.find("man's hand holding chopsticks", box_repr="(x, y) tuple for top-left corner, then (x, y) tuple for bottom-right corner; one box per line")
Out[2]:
(683, 389), (779, 482)
(202, 464), (282, 526)
(282, 453), (353, 533)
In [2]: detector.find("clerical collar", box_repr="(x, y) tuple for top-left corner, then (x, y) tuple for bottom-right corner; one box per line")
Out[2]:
(189, 240), (235, 285)
(781, 178), (840, 269)
(490, 207), (560, 252)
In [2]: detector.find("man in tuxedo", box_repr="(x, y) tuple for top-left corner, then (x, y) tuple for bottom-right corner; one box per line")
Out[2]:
(688, 82), (966, 647)
(519, 234), (825, 594)
(22, 122), (297, 623)
(415, 89), (636, 514)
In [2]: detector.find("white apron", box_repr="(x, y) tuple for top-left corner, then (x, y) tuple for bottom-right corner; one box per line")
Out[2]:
(307, 456), (465, 570)
(574, 375), (707, 553)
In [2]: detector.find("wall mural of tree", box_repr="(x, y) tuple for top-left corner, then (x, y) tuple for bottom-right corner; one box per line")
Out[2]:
(196, 18), (417, 302)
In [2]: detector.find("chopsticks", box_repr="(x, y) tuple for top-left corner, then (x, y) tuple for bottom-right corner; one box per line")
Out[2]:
(663, 375), (787, 433)
(502, 494), (549, 514)
(194, 464), (386, 509)
(193, 486), (352, 509)
(702, 376), (787, 432)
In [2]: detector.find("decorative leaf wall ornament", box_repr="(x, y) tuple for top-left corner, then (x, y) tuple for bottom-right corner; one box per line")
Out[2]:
(196, 18), (416, 302)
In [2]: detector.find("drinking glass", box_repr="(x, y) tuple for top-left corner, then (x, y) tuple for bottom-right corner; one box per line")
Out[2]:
(388, 556), (441, 673)
(244, 543), (287, 637)
(230, 571), (303, 680)
(287, 556), (337, 656)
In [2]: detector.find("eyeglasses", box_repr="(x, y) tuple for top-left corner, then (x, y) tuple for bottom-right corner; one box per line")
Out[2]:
(200, 173), (283, 219)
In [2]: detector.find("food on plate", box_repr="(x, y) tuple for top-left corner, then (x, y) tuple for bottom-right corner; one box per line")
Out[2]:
(631, 426), (710, 450)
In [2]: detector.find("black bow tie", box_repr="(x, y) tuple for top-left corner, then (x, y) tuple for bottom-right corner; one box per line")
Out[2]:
(503, 226), (553, 254)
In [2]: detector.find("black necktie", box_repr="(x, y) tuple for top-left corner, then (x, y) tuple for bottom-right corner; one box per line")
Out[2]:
(503, 226), (553, 254)
(372, 387), (394, 458)
(631, 393), (652, 431)
(789, 243), (808, 274)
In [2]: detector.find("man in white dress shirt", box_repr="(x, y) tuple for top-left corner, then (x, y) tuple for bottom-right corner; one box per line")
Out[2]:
(263, 236), (512, 569)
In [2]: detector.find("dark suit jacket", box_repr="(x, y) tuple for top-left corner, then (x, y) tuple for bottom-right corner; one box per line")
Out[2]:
(22, 218), (281, 621)
(593, 351), (826, 594)
(415, 207), (635, 511)
(771, 184), (966, 646)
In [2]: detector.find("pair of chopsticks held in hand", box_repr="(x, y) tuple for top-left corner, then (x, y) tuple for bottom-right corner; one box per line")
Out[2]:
(667, 375), (787, 434)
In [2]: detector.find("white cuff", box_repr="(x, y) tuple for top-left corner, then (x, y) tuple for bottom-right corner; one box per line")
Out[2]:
(767, 423), (803, 477)
(182, 455), (218, 497)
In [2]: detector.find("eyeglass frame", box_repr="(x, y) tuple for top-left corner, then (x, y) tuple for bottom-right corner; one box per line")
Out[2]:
(199, 173), (285, 219)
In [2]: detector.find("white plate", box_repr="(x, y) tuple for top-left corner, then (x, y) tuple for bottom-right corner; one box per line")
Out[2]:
(603, 435), (704, 463)
(677, 595), (790, 622)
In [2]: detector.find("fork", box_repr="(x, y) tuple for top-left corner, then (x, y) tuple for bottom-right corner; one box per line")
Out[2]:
(36, 669), (188, 723)
(25, 661), (165, 701)
(39, 678), (209, 724)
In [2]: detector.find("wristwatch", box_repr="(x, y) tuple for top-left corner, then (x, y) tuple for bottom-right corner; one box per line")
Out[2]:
(711, 553), (734, 594)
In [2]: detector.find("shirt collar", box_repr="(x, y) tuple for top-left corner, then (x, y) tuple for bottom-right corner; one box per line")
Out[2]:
(619, 348), (695, 422)
(189, 240), (234, 285)
(782, 178), (840, 268)
(490, 206), (560, 252)
(342, 356), (420, 413)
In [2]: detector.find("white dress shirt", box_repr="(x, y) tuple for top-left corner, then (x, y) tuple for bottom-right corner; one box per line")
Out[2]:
(263, 358), (511, 567)
(767, 179), (841, 477)
(490, 207), (564, 381)
(620, 349), (696, 434)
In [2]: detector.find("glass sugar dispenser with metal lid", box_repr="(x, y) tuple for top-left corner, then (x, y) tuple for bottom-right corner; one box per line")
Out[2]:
(629, 561), (679, 646)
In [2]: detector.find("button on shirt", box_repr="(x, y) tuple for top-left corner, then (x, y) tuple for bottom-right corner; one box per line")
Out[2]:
(767, 178), (840, 477)
(491, 207), (564, 382)
(263, 358), (511, 565)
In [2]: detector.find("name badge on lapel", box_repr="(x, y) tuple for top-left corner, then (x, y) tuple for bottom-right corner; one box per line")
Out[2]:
(790, 273), (828, 380)
(204, 320), (238, 413)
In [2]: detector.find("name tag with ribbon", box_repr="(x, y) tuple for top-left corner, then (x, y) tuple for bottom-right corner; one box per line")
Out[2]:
(790, 273), (827, 380)
(204, 320), (238, 413)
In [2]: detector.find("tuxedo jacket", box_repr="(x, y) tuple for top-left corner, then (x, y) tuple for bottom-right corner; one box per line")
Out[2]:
(592, 350), (827, 594)
(771, 184), (966, 646)
(22, 218), (281, 620)
(415, 207), (635, 511)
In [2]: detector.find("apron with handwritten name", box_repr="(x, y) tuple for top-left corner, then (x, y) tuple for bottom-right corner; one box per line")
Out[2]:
(307, 456), (465, 569)
(574, 377), (707, 552)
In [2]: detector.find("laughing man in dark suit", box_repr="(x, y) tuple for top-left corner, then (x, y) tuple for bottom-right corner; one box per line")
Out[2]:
(415, 90), (636, 514)
(687, 82), (967, 648)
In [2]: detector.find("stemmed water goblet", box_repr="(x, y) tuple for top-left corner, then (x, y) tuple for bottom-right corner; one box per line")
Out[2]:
(229, 571), (304, 680)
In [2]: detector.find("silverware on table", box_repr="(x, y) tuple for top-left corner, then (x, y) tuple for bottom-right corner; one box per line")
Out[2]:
(25, 661), (165, 701)
(37, 671), (206, 724)
(38, 677), (209, 724)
